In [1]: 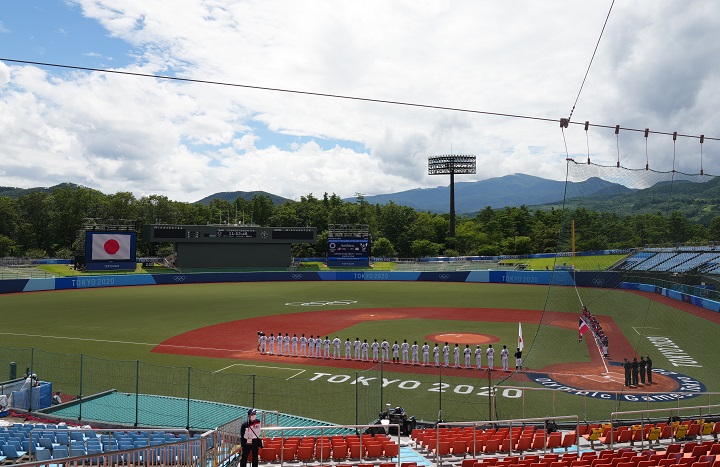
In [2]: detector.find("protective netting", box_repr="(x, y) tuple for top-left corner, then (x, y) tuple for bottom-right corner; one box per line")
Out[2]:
(494, 160), (720, 422)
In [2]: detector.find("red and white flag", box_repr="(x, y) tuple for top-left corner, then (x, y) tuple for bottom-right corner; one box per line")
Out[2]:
(92, 234), (131, 260)
(518, 322), (524, 351)
(579, 318), (590, 342)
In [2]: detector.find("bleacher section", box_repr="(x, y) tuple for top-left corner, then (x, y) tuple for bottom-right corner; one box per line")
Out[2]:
(616, 248), (720, 273)
(5, 415), (720, 467)
(0, 423), (206, 465)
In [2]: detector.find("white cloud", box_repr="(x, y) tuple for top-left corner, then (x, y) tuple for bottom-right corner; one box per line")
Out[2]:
(1, 0), (719, 202)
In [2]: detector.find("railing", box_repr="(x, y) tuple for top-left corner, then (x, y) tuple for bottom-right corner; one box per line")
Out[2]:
(496, 385), (720, 421)
(435, 415), (580, 465)
(608, 403), (720, 450)
(208, 421), (401, 467)
(14, 428), (205, 467)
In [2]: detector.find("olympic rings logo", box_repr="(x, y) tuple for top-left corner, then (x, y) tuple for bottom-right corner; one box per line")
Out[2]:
(439, 274), (450, 280)
(173, 276), (186, 282)
(592, 279), (605, 286)
(285, 300), (358, 307)
(291, 274), (303, 279)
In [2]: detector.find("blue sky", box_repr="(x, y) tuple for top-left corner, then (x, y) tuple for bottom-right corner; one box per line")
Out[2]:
(1, 1), (719, 202)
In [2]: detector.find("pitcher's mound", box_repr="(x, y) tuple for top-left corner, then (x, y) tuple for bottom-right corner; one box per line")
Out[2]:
(428, 333), (500, 345)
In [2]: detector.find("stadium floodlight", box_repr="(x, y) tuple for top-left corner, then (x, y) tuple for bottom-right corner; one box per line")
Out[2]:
(428, 155), (476, 238)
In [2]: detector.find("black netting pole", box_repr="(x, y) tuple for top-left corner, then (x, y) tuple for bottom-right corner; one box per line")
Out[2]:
(379, 360), (384, 414)
(28, 348), (34, 412)
(186, 367), (191, 431)
(252, 375), (256, 408)
(78, 354), (83, 421)
(439, 366), (442, 422)
(355, 371), (359, 427)
(135, 360), (139, 427)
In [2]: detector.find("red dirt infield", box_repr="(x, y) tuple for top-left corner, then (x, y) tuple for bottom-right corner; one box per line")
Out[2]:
(429, 333), (499, 345)
(152, 306), (686, 392)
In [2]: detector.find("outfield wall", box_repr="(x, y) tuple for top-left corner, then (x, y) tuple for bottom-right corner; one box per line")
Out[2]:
(2, 270), (718, 313)
(1, 269), (595, 294)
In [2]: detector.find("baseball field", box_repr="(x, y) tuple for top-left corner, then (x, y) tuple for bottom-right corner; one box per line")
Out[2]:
(1, 279), (718, 426)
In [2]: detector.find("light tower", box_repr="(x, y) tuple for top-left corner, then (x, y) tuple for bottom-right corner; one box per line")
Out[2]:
(428, 154), (476, 238)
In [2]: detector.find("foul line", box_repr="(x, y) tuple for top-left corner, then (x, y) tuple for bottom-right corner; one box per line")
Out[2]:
(632, 326), (661, 336)
(214, 363), (305, 380)
(0, 331), (240, 353)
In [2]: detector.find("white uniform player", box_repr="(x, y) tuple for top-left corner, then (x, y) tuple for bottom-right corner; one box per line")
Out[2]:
(453, 344), (461, 368)
(308, 335), (315, 357)
(323, 336), (331, 358)
(315, 336), (323, 357)
(268, 334), (275, 355)
(486, 344), (495, 370)
(392, 342), (400, 363)
(332, 336), (341, 359)
(381, 340), (390, 363)
(283, 334), (290, 355)
(259, 334), (267, 354)
(344, 338), (352, 359)
(411, 342), (419, 365)
(277, 332), (284, 356)
(464, 345), (472, 368)
(475, 345), (482, 369)
(354, 338), (362, 360)
(433, 344), (440, 366)
(401, 340), (410, 364)
(361, 340), (369, 361)
(422, 343), (430, 366)
(501, 345), (509, 371)
(371, 339), (380, 362)
(299, 334), (307, 357)
(291, 334), (298, 356)
(443, 343), (450, 367)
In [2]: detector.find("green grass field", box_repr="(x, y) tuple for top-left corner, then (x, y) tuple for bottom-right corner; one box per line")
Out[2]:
(1, 280), (717, 425)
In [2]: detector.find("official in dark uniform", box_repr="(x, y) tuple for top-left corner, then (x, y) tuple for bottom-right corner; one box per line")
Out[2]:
(240, 409), (262, 467)
(631, 357), (639, 386)
(646, 354), (653, 383)
(639, 357), (646, 385)
(623, 358), (631, 387)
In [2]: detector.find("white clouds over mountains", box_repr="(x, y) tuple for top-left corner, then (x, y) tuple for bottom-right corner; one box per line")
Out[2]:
(1, 1), (719, 201)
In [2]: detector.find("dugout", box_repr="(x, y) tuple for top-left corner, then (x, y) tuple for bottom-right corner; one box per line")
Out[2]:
(143, 225), (317, 269)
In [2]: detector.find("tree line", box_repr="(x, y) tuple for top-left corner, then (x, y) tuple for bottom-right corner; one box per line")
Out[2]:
(0, 185), (719, 259)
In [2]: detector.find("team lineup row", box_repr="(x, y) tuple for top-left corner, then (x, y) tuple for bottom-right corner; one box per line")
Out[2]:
(257, 333), (523, 371)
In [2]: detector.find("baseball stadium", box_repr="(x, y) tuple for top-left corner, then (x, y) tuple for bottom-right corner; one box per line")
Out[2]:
(1, 162), (720, 467)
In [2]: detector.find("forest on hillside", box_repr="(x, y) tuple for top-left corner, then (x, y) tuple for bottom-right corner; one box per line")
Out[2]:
(0, 185), (719, 259)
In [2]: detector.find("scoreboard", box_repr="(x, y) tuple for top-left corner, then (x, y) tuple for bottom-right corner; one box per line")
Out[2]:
(142, 225), (317, 269)
(144, 225), (316, 243)
(328, 236), (371, 267)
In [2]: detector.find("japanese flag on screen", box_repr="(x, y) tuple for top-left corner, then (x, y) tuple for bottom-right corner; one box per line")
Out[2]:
(92, 234), (131, 260)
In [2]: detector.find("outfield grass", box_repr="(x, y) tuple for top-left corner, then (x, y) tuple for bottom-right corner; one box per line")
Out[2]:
(0, 280), (716, 425)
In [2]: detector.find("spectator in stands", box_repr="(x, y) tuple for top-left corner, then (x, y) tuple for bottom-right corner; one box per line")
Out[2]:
(240, 409), (262, 467)
(52, 391), (62, 405)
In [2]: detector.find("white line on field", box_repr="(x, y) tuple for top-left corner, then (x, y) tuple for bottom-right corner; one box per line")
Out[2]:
(0, 331), (238, 352)
(632, 327), (662, 335)
(214, 363), (305, 380)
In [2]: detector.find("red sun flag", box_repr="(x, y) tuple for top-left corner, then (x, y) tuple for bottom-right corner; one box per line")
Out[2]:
(579, 318), (590, 342)
(92, 234), (132, 260)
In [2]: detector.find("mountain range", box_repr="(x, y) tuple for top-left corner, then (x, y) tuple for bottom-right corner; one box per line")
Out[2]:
(343, 174), (634, 213)
(4, 174), (719, 224)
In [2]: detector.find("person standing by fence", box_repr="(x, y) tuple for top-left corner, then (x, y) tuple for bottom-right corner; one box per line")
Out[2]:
(240, 409), (262, 467)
